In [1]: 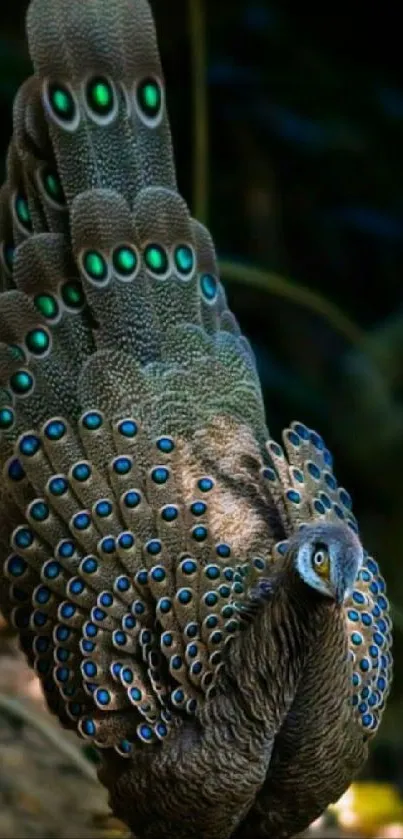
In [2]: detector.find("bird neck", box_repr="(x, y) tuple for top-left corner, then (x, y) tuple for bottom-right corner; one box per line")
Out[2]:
(206, 561), (333, 749)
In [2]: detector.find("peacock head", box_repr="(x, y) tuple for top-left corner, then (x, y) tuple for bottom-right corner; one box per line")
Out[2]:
(292, 521), (363, 604)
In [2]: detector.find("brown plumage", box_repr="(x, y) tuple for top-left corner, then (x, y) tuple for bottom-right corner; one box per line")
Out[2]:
(0, 1), (392, 837)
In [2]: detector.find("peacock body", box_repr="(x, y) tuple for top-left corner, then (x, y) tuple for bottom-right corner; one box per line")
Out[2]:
(0, 1), (392, 837)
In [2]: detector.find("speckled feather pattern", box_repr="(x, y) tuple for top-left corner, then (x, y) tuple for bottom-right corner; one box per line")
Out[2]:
(0, 0), (392, 837)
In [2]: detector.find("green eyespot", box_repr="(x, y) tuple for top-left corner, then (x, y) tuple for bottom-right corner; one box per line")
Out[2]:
(25, 328), (51, 357)
(174, 245), (194, 277)
(34, 293), (60, 321)
(82, 250), (109, 283)
(9, 370), (34, 396)
(136, 78), (162, 122)
(0, 407), (14, 430)
(200, 273), (218, 302)
(112, 245), (138, 279)
(14, 194), (32, 232)
(47, 82), (77, 125)
(9, 345), (26, 363)
(144, 244), (169, 276)
(61, 280), (85, 310)
(42, 167), (65, 207)
(86, 76), (116, 121)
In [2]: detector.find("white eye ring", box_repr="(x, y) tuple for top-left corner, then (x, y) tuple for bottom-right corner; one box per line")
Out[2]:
(313, 550), (326, 566)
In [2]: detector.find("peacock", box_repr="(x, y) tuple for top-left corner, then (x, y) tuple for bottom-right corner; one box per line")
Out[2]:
(0, 1), (393, 837)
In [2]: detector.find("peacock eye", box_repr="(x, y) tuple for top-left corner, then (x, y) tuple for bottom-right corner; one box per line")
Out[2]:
(312, 545), (330, 578)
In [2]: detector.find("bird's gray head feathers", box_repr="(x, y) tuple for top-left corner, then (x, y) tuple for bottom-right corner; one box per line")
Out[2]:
(292, 521), (363, 604)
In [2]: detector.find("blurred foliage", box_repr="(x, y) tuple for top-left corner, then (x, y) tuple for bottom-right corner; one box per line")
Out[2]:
(0, 0), (402, 792)
(330, 782), (403, 836)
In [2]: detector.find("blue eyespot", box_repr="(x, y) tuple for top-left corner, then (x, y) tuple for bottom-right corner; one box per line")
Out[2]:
(151, 566), (166, 582)
(151, 466), (169, 484)
(263, 467), (277, 482)
(82, 411), (103, 430)
(339, 489), (352, 510)
(82, 557), (98, 574)
(351, 632), (363, 646)
(192, 525), (207, 542)
(13, 526), (34, 550)
(57, 540), (75, 559)
(68, 578), (85, 596)
(113, 631), (127, 647)
(118, 419), (138, 438)
(307, 462), (321, 480)
(198, 477), (214, 493)
(55, 625), (71, 642)
(185, 622), (198, 638)
(286, 430), (300, 447)
(269, 441), (283, 458)
(123, 490), (141, 508)
(204, 592), (218, 607)
(72, 462), (91, 482)
(293, 423), (310, 440)
(8, 458), (25, 481)
(83, 661), (97, 678)
(155, 722), (168, 739)
(72, 512), (91, 531)
(117, 532), (135, 550)
(116, 576), (130, 592)
(205, 565), (220, 581)
(157, 436), (174, 453)
(200, 273), (218, 302)
(206, 615), (218, 629)
(48, 476), (68, 496)
(136, 570), (148, 587)
(100, 592), (113, 608)
(162, 632), (173, 647)
(95, 688), (111, 706)
(324, 472), (337, 491)
(286, 489), (301, 505)
(177, 588), (192, 605)
(81, 719), (96, 737)
(138, 724), (153, 742)
(181, 558), (197, 575)
(19, 434), (40, 457)
(161, 505), (178, 522)
(30, 500), (49, 522)
(113, 456), (132, 475)
(147, 539), (162, 555)
(190, 501), (207, 517)
(366, 558), (379, 575)
(6, 555), (27, 577)
(44, 419), (66, 441)
(129, 686), (142, 701)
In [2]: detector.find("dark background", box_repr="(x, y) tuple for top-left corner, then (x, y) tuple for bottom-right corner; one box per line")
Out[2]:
(0, 0), (402, 787)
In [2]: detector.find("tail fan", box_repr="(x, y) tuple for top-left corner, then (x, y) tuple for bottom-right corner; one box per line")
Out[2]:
(0, 0), (270, 757)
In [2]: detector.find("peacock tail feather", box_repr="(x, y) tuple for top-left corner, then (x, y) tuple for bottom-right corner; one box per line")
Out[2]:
(0, 0), (392, 773)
